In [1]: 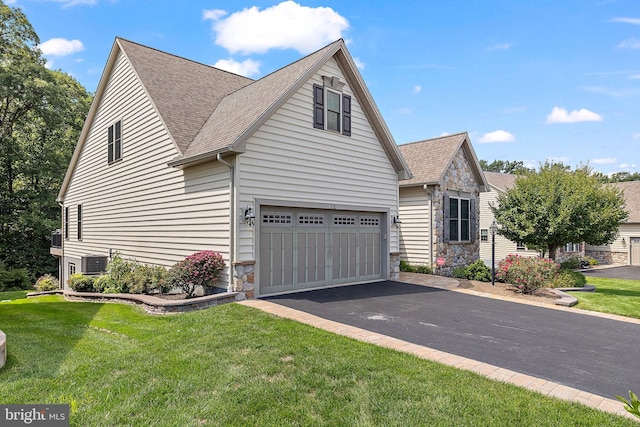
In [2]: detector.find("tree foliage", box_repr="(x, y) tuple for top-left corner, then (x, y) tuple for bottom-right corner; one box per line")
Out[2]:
(479, 159), (532, 174)
(491, 162), (628, 260)
(0, 2), (92, 279)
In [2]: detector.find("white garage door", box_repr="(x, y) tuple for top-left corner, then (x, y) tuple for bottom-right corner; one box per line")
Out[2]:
(259, 207), (384, 295)
(631, 238), (640, 266)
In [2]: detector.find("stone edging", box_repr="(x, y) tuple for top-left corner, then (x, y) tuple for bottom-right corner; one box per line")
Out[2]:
(0, 329), (6, 369)
(551, 284), (596, 307)
(26, 290), (240, 314)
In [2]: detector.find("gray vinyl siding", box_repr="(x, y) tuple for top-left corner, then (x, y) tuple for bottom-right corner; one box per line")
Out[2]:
(585, 223), (640, 259)
(62, 51), (231, 284)
(398, 186), (432, 266)
(237, 58), (399, 261)
(479, 187), (538, 263)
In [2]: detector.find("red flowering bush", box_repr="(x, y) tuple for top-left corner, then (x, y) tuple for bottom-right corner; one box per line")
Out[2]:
(496, 254), (559, 294)
(169, 251), (225, 298)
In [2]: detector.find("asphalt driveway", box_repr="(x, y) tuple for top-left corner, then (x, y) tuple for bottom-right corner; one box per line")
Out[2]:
(266, 281), (640, 399)
(582, 266), (640, 280)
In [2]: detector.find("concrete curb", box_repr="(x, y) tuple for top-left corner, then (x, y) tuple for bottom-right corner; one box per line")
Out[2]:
(551, 284), (596, 307)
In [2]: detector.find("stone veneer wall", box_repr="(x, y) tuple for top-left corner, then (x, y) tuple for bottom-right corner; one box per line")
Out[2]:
(432, 149), (481, 276)
(585, 249), (628, 265)
(232, 260), (255, 299)
(389, 252), (400, 280)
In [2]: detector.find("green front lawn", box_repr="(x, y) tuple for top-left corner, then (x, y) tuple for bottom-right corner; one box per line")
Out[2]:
(575, 277), (640, 319)
(0, 293), (634, 426)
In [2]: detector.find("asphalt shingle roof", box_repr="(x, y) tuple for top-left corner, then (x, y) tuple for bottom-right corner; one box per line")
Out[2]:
(484, 171), (517, 192)
(610, 181), (640, 223)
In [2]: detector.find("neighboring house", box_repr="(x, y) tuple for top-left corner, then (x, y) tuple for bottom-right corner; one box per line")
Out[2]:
(397, 133), (488, 275)
(586, 181), (640, 265)
(50, 38), (411, 298)
(479, 172), (540, 264)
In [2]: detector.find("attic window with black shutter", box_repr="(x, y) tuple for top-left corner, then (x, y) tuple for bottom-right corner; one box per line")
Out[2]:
(107, 120), (122, 164)
(313, 76), (351, 136)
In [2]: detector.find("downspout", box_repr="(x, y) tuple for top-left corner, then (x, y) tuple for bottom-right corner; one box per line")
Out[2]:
(217, 153), (235, 293)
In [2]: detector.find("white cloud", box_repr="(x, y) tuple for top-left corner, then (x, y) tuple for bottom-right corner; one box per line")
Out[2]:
(478, 130), (515, 143)
(619, 163), (637, 169)
(546, 107), (603, 124)
(580, 86), (636, 97)
(486, 43), (511, 51)
(440, 131), (450, 137)
(610, 17), (640, 25)
(39, 38), (84, 56)
(591, 157), (617, 164)
(352, 57), (365, 70)
(203, 1), (349, 55)
(213, 58), (261, 77)
(413, 85), (422, 94)
(617, 38), (640, 49)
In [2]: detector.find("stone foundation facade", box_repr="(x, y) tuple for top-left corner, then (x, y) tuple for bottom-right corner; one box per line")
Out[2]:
(585, 250), (628, 265)
(390, 252), (400, 280)
(232, 260), (255, 299)
(431, 149), (481, 276)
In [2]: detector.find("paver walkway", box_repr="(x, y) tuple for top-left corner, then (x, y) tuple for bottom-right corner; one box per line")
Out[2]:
(240, 274), (638, 421)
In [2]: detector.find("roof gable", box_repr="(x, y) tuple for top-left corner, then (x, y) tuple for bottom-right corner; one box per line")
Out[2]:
(484, 171), (517, 192)
(609, 181), (640, 223)
(398, 132), (487, 190)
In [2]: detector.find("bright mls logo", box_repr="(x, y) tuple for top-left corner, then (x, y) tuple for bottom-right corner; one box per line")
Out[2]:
(1, 405), (69, 426)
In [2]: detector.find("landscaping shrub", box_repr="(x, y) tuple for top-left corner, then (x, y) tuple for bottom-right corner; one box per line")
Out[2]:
(129, 264), (170, 294)
(551, 269), (586, 288)
(616, 390), (640, 420)
(67, 273), (95, 292)
(559, 256), (581, 270)
(105, 253), (138, 294)
(93, 275), (117, 293)
(169, 250), (225, 298)
(496, 255), (559, 294)
(400, 260), (432, 274)
(452, 266), (467, 279)
(34, 274), (60, 291)
(0, 266), (31, 291)
(465, 260), (492, 282)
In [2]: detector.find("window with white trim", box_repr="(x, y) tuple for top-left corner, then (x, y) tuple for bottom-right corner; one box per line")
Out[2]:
(480, 229), (488, 242)
(108, 120), (122, 163)
(69, 263), (76, 277)
(516, 241), (526, 250)
(449, 197), (470, 242)
(565, 242), (580, 252)
(313, 76), (351, 136)
(77, 204), (82, 241)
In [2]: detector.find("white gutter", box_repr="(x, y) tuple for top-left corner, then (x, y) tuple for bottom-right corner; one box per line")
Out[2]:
(217, 153), (235, 293)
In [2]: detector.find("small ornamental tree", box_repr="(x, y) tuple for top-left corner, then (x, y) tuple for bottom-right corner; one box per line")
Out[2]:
(169, 251), (225, 298)
(491, 162), (628, 260)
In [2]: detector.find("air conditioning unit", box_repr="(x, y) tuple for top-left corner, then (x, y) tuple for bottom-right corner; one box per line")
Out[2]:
(81, 255), (108, 275)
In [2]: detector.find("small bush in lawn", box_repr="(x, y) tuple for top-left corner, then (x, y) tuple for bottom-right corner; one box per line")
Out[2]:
(0, 266), (31, 291)
(67, 273), (95, 292)
(130, 264), (170, 294)
(551, 269), (586, 288)
(34, 274), (60, 291)
(93, 275), (116, 293)
(559, 256), (581, 270)
(169, 251), (225, 298)
(465, 260), (492, 282)
(496, 255), (559, 294)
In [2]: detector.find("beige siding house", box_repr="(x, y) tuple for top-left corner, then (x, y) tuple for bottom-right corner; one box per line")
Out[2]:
(53, 38), (410, 298)
(397, 133), (488, 275)
(479, 172), (540, 264)
(586, 181), (640, 265)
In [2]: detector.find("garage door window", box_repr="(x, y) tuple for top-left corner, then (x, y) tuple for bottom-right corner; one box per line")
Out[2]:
(334, 215), (356, 226)
(262, 213), (292, 224)
(299, 214), (324, 225)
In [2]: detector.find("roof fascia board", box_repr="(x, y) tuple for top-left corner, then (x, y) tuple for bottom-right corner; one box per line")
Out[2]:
(460, 136), (490, 192)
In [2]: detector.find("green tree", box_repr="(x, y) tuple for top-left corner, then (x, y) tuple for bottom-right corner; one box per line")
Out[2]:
(491, 162), (628, 260)
(479, 159), (532, 174)
(0, 2), (91, 279)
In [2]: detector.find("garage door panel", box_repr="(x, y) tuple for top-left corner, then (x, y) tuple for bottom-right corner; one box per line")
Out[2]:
(260, 207), (384, 295)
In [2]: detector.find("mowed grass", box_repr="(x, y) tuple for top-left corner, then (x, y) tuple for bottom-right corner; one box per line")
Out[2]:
(575, 277), (640, 319)
(0, 293), (635, 426)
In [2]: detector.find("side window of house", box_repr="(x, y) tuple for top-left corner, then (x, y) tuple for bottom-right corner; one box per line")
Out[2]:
(517, 241), (526, 250)
(108, 120), (122, 163)
(313, 77), (351, 137)
(64, 206), (69, 240)
(69, 263), (76, 277)
(77, 204), (82, 241)
(565, 243), (580, 252)
(444, 194), (475, 243)
(480, 229), (488, 242)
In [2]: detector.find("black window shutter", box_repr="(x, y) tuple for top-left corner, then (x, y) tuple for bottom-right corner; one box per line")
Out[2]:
(107, 125), (114, 163)
(469, 198), (476, 243)
(443, 193), (450, 243)
(115, 120), (122, 160)
(342, 94), (351, 136)
(313, 84), (324, 129)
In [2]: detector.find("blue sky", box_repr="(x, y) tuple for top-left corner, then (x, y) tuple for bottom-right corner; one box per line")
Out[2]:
(13, 0), (640, 174)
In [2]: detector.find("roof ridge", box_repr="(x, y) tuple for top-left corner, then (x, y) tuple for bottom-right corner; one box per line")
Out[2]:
(399, 131), (468, 147)
(116, 37), (255, 82)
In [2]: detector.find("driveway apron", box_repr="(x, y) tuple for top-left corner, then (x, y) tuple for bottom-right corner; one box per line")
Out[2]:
(266, 281), (640, 400)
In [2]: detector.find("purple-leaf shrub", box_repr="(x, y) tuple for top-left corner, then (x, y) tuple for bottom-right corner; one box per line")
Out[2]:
(496, 254), (559, 294)
(169, 251), (225, 298)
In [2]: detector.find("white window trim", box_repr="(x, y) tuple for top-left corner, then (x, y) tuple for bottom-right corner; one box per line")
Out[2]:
(324, 88), (342, 133)
(450, 196), (471, 242)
